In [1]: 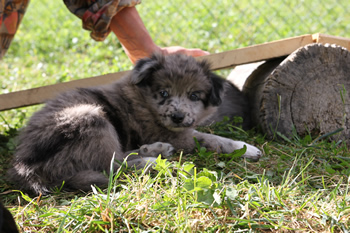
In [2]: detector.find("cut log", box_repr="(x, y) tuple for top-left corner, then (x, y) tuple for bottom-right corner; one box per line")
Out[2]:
(242, 43), (350, 142)
(227, 61), (265, 90)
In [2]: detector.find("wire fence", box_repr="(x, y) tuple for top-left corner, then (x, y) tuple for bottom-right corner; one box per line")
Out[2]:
(2, 0), (350, 94)
(19, 0), (350, 54)
(139, 0), (350, 51)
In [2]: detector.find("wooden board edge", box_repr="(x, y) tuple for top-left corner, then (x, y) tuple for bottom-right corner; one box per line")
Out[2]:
(197, 34), (314, 70)
(0, 70), (129, 111)
(312, 33), (350, 50)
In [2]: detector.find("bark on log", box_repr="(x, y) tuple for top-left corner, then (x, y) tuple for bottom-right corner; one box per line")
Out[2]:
(242, 43), (350, 142)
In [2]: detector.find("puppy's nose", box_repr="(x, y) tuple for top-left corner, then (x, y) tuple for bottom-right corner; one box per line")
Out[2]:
(171, 112), (185, 123)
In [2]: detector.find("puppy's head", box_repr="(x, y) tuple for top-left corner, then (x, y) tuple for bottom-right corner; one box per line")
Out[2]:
(131, 53), (225, 131)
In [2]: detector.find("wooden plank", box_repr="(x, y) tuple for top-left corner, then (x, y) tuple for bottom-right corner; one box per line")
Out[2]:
(0, 33), (342, 111)
(198, 34), (314, 70)
(312, 33), (350, 50)
(0, 71), (129, 111)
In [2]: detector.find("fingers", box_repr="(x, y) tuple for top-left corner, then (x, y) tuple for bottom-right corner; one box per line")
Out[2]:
(184, 48), (210, 57)
(161, 46), (210, 57)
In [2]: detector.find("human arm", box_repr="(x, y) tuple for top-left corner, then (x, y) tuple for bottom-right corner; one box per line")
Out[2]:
(110, 6), (209, 64)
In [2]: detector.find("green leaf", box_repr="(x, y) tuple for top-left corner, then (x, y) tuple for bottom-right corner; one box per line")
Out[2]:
(183, 176), (212, 191)
(227, 145), (247, 163)
(226, 187), (238, 200)
(155, 155), (168, 168)
(153, 155), (172, 176)
(183, 178), (196, 191)
(232, 145), (247, 157)
(197, 169), (217, 182)
(196, 176), (213, 189)
(183, 162), (195, 174)
(39, 213), (55, 218)
(216, 161), (226, 168)
(197, 190), (215, 205)
(20, 192), (33, 203)
(325, 165), (336, 174)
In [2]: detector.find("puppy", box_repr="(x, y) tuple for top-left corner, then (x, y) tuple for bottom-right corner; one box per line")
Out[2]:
(8, 53), (261, 195)
(0, 202), (19, 233)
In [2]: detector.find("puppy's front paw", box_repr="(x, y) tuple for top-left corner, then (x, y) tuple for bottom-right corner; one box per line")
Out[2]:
(193, 131), (262, 161)
(237, 142), (262, 162)
(211, 137), (262, 161)
(139, 142), (175, 157)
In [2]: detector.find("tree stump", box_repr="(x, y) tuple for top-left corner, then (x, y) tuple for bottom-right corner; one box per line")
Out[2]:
(242, 43), (350, 142)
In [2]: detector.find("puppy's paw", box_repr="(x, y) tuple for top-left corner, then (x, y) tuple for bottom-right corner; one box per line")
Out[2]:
(139, 142), (175, 158)
(234, 141), (262, 162)
(207, 136), (262, 161)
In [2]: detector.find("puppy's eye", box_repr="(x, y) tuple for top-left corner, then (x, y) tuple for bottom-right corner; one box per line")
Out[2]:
(189, 93), (199, 101)
(160, 90), (169, 98)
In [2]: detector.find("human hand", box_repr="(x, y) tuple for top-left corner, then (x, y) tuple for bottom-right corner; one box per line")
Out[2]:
(125, 46), (209, 64)
(160, 46), (210, 57)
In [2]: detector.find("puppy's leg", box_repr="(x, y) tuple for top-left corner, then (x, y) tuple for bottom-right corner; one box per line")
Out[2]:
(192, 130), (262, 161)
(63, 170), (110, 192)
(124, 142), (175, 168)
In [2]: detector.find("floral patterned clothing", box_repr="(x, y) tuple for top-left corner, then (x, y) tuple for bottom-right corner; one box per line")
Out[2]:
(0, 0), (140, 59)
(0, 0), (30, 59)
(63, 0), (141, 41)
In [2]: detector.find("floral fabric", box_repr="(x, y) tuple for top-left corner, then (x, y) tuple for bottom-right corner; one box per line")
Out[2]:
(0, 0), (141, 59)
(0, 0), (30, 59)
(63, 0), (141, 41)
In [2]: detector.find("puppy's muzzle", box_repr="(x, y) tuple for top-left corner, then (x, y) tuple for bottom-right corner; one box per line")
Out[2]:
(171, 112), (185, 123)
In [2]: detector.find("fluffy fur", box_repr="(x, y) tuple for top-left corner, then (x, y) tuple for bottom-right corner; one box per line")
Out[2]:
(8, 53), (261, 195)
(0, 202), (19, 233)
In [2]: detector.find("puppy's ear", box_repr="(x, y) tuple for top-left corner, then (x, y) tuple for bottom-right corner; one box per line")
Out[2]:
(208, 73), (225, 106)
(131, 54), (164, 86)
(199, 60), (225, 106)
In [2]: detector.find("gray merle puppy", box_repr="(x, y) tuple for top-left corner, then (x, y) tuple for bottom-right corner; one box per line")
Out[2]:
(8, 53), (262, 195)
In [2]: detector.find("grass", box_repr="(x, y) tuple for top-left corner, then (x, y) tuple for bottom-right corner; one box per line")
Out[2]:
(1, 0), (350, 232)
(3, 131), (350, 232)
(2, 120), (350, 232)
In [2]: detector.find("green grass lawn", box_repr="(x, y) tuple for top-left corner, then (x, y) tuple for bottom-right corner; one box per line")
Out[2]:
(1, 0), (350, 232)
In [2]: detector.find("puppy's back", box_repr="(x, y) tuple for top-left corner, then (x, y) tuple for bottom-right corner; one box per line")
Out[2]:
(7, 87), (121, 194)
